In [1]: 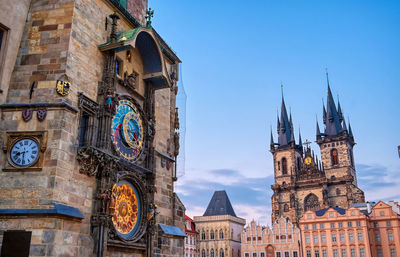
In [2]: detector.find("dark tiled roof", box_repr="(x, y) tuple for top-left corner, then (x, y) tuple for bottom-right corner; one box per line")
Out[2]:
(315, 207), (346, 216)
(203, 190), (236, 217)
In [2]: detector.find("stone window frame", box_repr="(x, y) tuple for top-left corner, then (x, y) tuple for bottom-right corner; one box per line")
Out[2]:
(0, 23), (9, 90)
(281, 157), (288, 175)
(77, 93), (99, 147)
(331, 148), (339, 166)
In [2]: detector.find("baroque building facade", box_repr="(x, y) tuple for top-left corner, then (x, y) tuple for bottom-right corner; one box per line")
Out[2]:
(0, 0), (186, 256)
(185, 215), (199, 257)
(241, 217), (300, 257)
(195, 190), (246, 257)
(270, 79), (365, 224)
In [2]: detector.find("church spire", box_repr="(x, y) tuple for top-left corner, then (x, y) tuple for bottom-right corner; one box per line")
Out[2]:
(277, 84), (294, 146)
(316, 119), (322, 139)
(298, 128), (303, 147)
(342, 117), (348, 132)
(337, 97), (344, 122)
(324, 72), (343, 136)
(270, 127), (275, 148)
(348, 120), (354, 138)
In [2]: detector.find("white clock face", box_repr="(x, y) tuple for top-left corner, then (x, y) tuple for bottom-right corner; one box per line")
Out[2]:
(10, 138), (39, 167)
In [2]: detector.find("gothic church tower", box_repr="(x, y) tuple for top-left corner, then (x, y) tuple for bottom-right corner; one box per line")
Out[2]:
(270, 78), (365, 224)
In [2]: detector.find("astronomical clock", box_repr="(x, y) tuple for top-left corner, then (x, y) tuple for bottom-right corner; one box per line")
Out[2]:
(111, 99), (144, 163)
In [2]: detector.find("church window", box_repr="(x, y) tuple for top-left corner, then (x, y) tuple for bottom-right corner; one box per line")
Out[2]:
(202, 250), (206, 257)
(210, 230), (214, 240)
(284, 204), (289, 212)
(115, 56), (123, 76)
(278, 161), (281, 170)
(211, 249), (215, 257)
(336, 188), (340, 196)
(219, 229), (224, 239)
(304, 194), (320, 211)
(282, 158), (287, 175)
(331, 149), (339, 165)
(220, 249), (224, 257)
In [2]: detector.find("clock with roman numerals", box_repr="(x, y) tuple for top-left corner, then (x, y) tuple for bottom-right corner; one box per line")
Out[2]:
(3, 131), (47, 171)
(10, 138), (39, 167)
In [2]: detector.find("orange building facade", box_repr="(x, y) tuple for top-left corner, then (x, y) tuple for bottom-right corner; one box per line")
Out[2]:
(299, 201), (400, 257)
(241, 217), (301, 257)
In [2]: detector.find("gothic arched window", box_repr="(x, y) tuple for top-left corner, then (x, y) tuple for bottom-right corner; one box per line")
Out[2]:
(202, 250), (206, 257)
(201, 231), (205, 240)
(282, 157), (288, 175)
(220, 249), (224, 257)
(304, 193), (320, 211)
(331, 149), (339, 165)
(210, 230), (214, 240)
(284, 204), (289, 212)
(211, 249), (215, 257)
(219, 229), (224, 239)
(336, 188), (340, 196)
(297, 157), (301, 171)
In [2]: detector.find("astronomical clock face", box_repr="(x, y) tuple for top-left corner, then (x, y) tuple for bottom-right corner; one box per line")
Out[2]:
(111, 100), (144, 163)
(109, 180), (141, 239)
(304, 156), (312, 165)
(10, 138), (39, 167)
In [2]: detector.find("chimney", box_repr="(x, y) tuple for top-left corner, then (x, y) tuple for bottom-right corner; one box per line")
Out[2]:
(366, 201), (372, 213)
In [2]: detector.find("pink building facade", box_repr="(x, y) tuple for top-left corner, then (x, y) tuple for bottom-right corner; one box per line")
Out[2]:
(241, 217), (301, 257)
(185, 215), (199, 257)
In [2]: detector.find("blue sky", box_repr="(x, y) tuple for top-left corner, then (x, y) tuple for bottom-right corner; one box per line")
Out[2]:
(151, 0), (400, 225)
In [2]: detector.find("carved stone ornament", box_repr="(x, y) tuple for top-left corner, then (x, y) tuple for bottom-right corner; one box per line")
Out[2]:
(37, 108), (47, 121)
(123, 71), (138, 91)
(78, 92), (99, 115)
(22, 109), (33, 122)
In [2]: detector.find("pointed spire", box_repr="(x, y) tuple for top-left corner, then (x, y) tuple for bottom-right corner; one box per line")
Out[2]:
(270, 126), (275, 147)
(322, 100), (327, 124)
(277, 112), (280, 133)
(342, 118), (348, 132)
(348, 120), (354, 138)
(324, 72), (343, 136)
(316, 119), (322, 139)
(337, 96), (344, 122)
(277, 83), (293, 146)
(298, 128), (303, 147)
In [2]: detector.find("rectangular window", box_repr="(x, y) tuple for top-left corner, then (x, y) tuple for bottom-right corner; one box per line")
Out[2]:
(260, 253), (265, 257)
(312, 224), (317, 230)
(320, 223), (325, 229)
(306, 250), (311, 257)
(348, 233), (354, 241)
(339, 234), (345, 242)
(0, 27), (4, 52)
(245, 254), (250, 257)
(276, 253), (281, 257)
(304, 225), (309, 230)
(390, 248), (396, 257)
(321, 234), (326, 242)
(357, 232), (363, 241)
(1, 231), (32, 257)
(330, 223), (335, 228)
(78, 114), (89, 146)
(322, 250), (327, 257)
(305, 235), (310, 243)
(374, 221), (379, 228)
(359, 249), (365, 257)
(380, 211), (385, 216)
(332, 234), (337, 242)
(333, 249), (338, 257)
(387, 221), (392, 227)
(375, 233), (381, 242)
(313, 234), (318, 243)
(315, 250), (320, 257)
(350, 249), (356, 257)
(347, 221), (352, 227)
(253, 253), (257, 257)
(293, 251), (298, 257)
(356, 221), (361, 227)
(341, 249), (347, 257)
(377, 249), (383, 257)
(389, 233), (394, 241)
(284, 252), (289, 257)
(338, 222), (343, 228)
(115, 56), (123, 76)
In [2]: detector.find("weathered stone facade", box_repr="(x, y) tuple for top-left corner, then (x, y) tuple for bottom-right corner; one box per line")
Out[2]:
(270, 84), (365, 224)
(0, 0), (185, 256)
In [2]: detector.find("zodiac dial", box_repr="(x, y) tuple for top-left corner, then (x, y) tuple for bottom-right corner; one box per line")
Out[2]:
(111, 100), (144, 163)
(109, 180), (141, 239)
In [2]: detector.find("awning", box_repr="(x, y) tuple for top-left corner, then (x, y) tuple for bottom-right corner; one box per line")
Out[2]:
(159, 224), (186, 237)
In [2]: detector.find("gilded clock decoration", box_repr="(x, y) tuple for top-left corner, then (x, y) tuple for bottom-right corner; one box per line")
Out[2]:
(111, 100), (144, 163)
(304, 156), (312, 165)
(109, 181), (141, 239)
